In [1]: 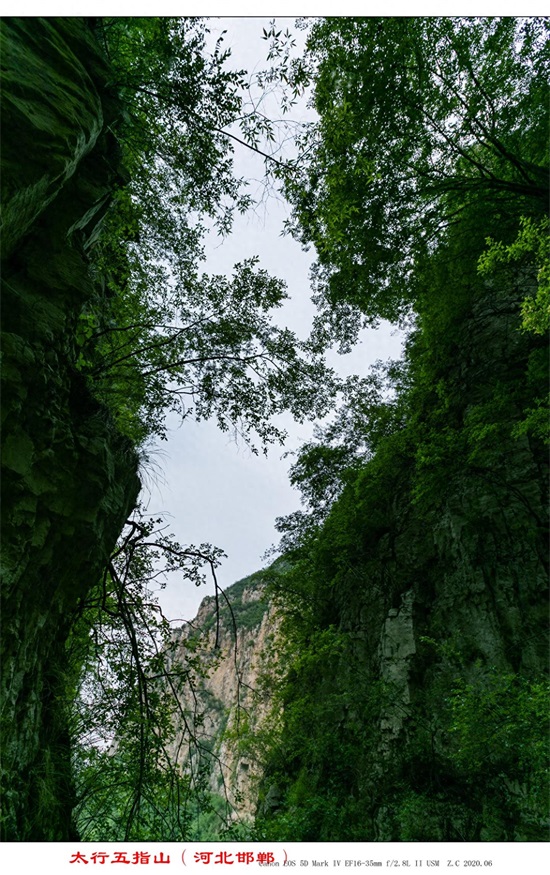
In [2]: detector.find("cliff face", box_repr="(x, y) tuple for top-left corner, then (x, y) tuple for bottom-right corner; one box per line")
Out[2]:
(255, 269), (549, 841)
(164, 271), (548, 841)
(168, 573), (279, 825)
(1, 19), (140, 839)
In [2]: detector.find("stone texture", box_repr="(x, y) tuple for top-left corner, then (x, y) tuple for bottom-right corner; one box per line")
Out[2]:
(379, 590), (416, 741)
(168, 576), (280, 822)
(0, 19), (140, 840)
(255, 265), (548, 840)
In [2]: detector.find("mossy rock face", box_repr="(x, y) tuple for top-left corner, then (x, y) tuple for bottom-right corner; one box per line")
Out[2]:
(0, 19), (140, 840)
(257, 269), (549, 842)
(0, 18), (114, 259)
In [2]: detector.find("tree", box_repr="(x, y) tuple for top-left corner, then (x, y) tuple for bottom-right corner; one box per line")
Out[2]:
(70, 505), (247, 840)
(78, 18), (338, 449)
(64, 18), (344, 839)
(276, 17), (549, 334)
(253, 17), (549, 842)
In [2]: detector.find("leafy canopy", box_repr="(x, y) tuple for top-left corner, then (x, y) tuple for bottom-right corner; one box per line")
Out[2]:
(71, 17), (341, 841)
(252, 16), (549, 842)
(278, 17), (549, 334)
(80, 18), (338, 449)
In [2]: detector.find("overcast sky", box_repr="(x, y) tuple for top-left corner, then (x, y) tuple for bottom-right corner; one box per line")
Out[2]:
(140, 17), (405, 624)
(13, 5), (540, 621)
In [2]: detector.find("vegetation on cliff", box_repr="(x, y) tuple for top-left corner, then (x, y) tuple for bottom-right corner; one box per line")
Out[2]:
(1, 15), (548, 842)
(250, 17), (549, 841)
(1, 17), (333, 840)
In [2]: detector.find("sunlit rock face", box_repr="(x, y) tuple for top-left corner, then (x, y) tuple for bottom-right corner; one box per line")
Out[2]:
(168, 573), (280, 824)
(1, 19), (140, 840)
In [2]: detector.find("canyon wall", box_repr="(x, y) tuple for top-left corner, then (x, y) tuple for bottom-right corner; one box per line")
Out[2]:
(167, 572), (279, 827)
(253, 269), (549, 841)
(1, 19), (140, 839)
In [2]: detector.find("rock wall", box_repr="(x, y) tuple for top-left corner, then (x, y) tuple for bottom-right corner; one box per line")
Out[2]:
(1, 19), (140, 839)
(364, 279), (547, 839)
(256, 266), (549, 841)
(168, 574), (279, 824)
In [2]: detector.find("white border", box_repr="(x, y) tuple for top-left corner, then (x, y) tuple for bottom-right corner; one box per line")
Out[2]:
(2, 3), (549, 18)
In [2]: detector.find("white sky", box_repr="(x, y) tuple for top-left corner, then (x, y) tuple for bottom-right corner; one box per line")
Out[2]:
(138, 17), (405, 622)
(8, 6), (542, 623)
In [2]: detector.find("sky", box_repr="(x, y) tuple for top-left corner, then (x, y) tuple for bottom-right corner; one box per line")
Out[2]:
(10, 5), (541, 623)
(140, 17), (405, 624)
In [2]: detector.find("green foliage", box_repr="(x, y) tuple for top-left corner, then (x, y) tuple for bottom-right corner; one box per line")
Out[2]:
(78, 256), (336, 448)
(64, 16), (549, 842)
(74, 749), (198, 841)
(511, 346), (550, 445)
(394, 792), (479, 843)
(75, 18), (338, 449)
(254, 15), (549, 843)
(187, 791), (254, 840)
(262, 236), (548, 837)
(478, 216), (550, 336)
(258, 563), (550, 840)
(70, 508), (231, 840)
(63, 18), (343, 842)
(477, 215), (550, 443)
(392, 667), (550, 842)
(255, 620), (381, 841)
(278, 17), (548, 338)
(448, 671), (549, 778)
